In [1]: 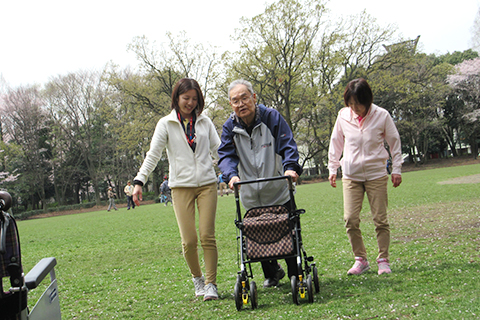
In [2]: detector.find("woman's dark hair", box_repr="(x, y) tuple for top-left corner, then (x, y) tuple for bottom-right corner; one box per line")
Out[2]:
(171, 78), (205, 115)
(343, 78), (373, 110)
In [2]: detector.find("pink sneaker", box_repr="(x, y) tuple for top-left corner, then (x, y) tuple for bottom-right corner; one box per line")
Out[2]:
(377, 258), (391, 275)
(347, 257), (370, 275)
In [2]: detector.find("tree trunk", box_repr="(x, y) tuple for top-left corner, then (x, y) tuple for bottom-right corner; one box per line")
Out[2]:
(470, 133), (479, 159)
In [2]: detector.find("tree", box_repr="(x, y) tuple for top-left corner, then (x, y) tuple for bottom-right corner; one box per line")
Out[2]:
(336, 10), (398, 84)
(305, 9), (397, 173)
(225, 0), (333, 175)
(447, 57), (480, 158)
(427, 50), (479, 158)
(1, 86), (53, 210)
(369, 46), (454, 164)
(125, 33), (222, 110)
(225, 0), (398, 175)
(227, 0), (325, 130)
(435, 49), (478, 66)
(105, 67), (176, 196)
(44, 71), (111, 205)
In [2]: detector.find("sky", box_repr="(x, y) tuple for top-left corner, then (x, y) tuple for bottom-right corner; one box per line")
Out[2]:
(1, 0), (479, 88)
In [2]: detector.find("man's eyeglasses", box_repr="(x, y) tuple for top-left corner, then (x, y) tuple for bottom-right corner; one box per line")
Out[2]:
(230, 94), (252, 107)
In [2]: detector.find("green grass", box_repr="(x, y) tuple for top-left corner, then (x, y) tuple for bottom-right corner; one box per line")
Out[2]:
(16, 164), (480, 319)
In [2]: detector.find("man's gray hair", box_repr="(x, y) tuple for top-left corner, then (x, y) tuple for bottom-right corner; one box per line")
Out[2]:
(228, 79), (254, 99)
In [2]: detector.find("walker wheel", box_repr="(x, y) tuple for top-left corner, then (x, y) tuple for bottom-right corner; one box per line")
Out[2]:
(312, 265), (320, 293)
(306, 274), (314, 303)
(290, 275), (299, 305)
(234, 279), (242, 311)
(250, 281), (258, 309)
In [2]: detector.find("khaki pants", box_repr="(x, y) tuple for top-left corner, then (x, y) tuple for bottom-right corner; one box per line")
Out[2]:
(342, 175), (390, 262)
(171, 183), (218, 285)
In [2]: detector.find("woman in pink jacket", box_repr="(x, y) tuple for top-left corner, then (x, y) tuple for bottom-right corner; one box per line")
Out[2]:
(328, 78), (403, 276)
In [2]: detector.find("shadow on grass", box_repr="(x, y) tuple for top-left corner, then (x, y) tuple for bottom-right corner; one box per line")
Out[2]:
(221, 257), (478, 309)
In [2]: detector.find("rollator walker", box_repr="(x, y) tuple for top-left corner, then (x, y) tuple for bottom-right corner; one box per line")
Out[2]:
(232, 176), (320, 310)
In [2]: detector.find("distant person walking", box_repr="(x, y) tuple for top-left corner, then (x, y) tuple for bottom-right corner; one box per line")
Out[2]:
(217, 172), (228, 196)
(124, 181), (135, 210)
(160, 176), (172, 206)
(107, 187), (118, 211)
(328, 78), (403, 276)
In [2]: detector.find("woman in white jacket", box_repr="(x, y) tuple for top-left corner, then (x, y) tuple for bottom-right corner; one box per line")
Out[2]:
(328, 78), (402, 276)
(132, 78), (221, 301)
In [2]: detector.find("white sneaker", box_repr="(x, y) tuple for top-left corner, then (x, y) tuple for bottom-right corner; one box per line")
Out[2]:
(203, 283), (218, 301)
(193, 276), (205, 297)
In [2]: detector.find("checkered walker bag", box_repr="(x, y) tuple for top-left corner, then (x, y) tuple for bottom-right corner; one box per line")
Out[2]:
(242, 205), (294, 259)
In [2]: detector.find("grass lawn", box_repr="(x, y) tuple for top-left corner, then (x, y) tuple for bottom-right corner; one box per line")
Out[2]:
(15, 163), (480, 319)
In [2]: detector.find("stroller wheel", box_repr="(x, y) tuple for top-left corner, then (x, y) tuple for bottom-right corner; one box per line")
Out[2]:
(250, 281), (258, 309)
(290, 275), (299, 305)
(234, 280), (243, 311)
(306, 274), (314, 303)
(312, 266), (320, 293)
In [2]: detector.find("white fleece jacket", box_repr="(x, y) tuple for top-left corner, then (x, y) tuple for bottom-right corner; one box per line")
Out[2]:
(134, 110), (221, 188)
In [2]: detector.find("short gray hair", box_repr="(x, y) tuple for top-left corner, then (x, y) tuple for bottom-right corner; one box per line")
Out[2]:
(228, 79), (254, 100)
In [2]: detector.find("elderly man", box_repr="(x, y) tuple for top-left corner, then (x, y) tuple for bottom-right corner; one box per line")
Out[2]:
(218, 79), (303, 288)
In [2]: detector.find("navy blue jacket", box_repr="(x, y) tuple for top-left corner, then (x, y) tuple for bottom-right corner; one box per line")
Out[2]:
(218, 104), (302, 209)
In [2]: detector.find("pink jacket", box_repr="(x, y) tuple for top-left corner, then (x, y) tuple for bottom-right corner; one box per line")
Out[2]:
(328, 104), (403, 181)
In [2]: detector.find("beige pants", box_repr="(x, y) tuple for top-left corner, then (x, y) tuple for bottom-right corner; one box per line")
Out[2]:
(342, 175), (390, 262)
(171, 183), (218, 285)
